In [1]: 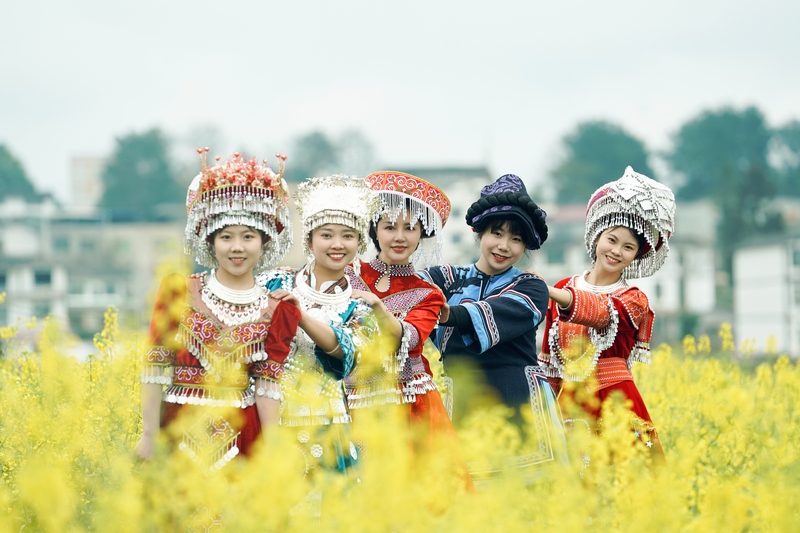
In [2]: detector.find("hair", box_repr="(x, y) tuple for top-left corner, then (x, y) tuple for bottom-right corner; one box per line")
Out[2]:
(475, 217), (529, 246)
(465, 192), (548, 249)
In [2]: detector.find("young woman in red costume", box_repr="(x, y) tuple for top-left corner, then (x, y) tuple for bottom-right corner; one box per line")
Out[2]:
(538, 166), (676, 462)
(135, 150), (301, 471)
(344, 171), (471, 488)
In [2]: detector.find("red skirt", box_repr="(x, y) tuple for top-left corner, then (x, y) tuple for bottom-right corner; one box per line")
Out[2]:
(562, 380), (665, 462)
(162, 402), (262, 459)
(406, 390), (475, 491)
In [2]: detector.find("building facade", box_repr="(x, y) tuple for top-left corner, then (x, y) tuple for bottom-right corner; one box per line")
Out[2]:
(734, 236), (800, 357)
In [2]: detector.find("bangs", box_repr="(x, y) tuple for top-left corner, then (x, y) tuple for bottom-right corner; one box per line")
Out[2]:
(482, 217), (528, 245)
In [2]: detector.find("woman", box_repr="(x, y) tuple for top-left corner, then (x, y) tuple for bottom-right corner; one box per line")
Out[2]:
(343, 172), (467, 471)
(538, 166), (675, 461)
(136, 149), (301, 471)
(418, 173), (568, 485)
(262, 174), (380, 478)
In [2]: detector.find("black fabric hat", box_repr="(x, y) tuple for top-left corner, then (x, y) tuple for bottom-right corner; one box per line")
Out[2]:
(465, 174), (548, 250)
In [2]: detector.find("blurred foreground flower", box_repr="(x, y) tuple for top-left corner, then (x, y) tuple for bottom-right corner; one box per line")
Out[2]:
(0, 313), (799, 531)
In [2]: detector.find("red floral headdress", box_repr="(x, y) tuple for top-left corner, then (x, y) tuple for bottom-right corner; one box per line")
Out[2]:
(185, 148), (292, 271)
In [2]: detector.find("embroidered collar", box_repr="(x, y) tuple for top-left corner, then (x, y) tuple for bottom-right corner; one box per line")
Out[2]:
(369, 258), (415, 293)
(474, 263), (513, 279)
(369, 258), (415, 278)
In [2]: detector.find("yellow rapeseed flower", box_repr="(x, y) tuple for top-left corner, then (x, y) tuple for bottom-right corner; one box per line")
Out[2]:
(683, 334), (697, 356)
(1, 307), (800, 532)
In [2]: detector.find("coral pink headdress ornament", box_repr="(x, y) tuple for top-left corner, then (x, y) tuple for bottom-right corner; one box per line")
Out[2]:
(364, 171), (451, 267)
(585, 166), (676, 279)
(185, 148), (292, 272)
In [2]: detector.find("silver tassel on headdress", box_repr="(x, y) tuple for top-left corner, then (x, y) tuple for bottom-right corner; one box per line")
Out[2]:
(584, 166), (676, 279)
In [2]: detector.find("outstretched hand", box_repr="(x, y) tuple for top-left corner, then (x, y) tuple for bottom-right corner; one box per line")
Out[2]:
(269, 289), (300, 309)
(523, 269), (546, 284)
(351, 289), (381, 307)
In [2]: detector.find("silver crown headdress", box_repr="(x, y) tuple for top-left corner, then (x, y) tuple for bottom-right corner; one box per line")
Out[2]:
(294, 174), (381, 258)
(184, 148), (292, 272)
(585, 166), (676, 279)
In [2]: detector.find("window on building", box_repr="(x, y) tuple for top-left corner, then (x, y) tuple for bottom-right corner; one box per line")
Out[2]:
(794, 249), (800, 266)
(81, 311), (103, 332)
(34, 270), (51, 286)
(53, 236), (70, 253)
(34, 302), (50, 318)
(80, 238), (96, 253)
(116, 239), (132, 255)
(795, 285), (800, 305)
(451, 234), (462, 244)
(655, 283), (662, 299)
(69, 279), (84, 294)
(0, 271), (6, 290)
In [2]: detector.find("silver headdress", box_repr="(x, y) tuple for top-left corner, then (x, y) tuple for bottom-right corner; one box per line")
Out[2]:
(363, 171), (451, 267)
(184, 149), (292, 272)
(585, 166), (676, 279)
(294, 174), (381, 258)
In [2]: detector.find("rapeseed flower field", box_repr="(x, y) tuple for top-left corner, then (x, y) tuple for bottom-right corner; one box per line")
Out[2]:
(1, 299), (799, 531)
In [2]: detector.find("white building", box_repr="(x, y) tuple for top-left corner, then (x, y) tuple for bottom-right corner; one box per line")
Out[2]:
(734, 236), (800, 357)
(0, 196), (184, 341)
(70, 156), (106, 214)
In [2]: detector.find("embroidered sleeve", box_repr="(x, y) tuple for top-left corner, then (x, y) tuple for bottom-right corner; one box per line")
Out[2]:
(560, 287), (613, 328)
(398, 287), (443, 352)
(249, 300), (302, 383)
(460, 274), (548, 354)
(417, 266), (443, 290)
(316, 300), (378, 380)
(142, 273), (186, 385)
(618, 288), (654, 365)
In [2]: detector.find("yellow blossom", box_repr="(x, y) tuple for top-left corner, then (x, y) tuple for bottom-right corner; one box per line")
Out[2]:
(0, 304), (799, 532)
(682, 334), (697, 355)
(697, 334), (711, 354)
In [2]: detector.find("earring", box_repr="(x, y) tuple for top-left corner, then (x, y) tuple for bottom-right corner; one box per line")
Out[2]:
(306, 252), (315, 271)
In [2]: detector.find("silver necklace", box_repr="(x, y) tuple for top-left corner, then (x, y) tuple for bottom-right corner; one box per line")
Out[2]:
(201, 271), (268, 327)
(576, 271), (627, 294)
(293, 267), (352, 327)
(207, 269), (263, 304)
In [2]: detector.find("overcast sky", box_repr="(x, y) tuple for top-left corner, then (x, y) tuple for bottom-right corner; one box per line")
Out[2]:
(2, 0), (799, 203)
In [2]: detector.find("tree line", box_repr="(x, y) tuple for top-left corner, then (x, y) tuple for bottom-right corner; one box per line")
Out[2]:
(549, 108), (800, 277)
(2, 106), (799, 277)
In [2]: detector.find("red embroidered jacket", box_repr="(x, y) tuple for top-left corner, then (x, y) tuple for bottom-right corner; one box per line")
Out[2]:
(538, 275), (654, 389)
(142, 273), (301, 408)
